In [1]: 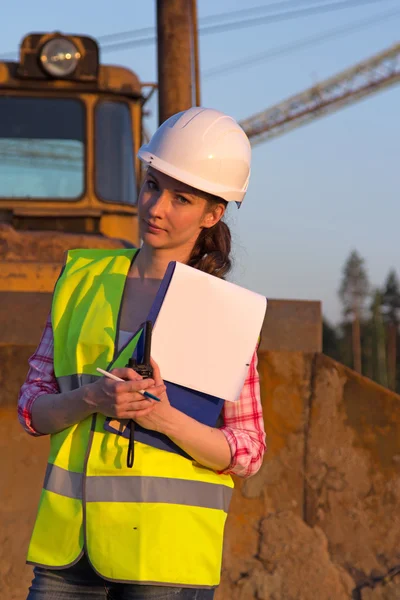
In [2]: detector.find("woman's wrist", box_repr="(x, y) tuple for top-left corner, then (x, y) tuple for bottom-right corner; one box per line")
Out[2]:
(82, 381), (100, 413)
(156, 405), (183, 436)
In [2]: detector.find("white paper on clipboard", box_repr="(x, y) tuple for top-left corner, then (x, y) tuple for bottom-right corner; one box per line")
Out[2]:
(151, 262), (267, 402)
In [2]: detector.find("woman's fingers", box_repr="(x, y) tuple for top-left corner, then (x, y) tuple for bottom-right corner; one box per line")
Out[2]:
(127, 399), (153, 412)
(121, 402), (157, 419)
(150, 358), (163, 386)
(114, 397), (152, 419)
(120, 383), (165, 406)
(114, 378), (156, 395)
(97, 365), (166, 420)
(126, 384), (166, 406)
(110, 367), (142, 381)
(145, 384), (166, 397)
(111, 363), (164, 389)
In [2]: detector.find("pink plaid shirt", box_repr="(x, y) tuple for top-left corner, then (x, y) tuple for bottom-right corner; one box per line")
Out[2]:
(18, 315), (266, 478)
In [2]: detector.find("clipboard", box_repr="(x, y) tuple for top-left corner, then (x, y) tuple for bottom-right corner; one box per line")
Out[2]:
(104, 261), (267, 455)
(148, 261), (267, 402)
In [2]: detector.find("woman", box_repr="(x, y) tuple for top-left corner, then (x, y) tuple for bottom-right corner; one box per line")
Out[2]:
(18, 107), (266, 600)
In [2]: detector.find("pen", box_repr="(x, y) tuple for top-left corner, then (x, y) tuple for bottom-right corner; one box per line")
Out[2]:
(96, 367), (161, 402)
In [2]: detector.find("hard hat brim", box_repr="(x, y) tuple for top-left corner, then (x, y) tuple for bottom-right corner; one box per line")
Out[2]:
(138, 148), (245, 205)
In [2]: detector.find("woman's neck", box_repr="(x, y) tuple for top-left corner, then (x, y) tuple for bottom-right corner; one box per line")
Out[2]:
(131, 244), (191, 279)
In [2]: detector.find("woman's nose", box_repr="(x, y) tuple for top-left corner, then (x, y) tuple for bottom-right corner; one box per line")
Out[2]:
(148, 190), (168, 217)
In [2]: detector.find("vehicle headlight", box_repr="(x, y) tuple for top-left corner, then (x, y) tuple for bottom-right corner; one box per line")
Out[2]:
(40, 38), (81, 78)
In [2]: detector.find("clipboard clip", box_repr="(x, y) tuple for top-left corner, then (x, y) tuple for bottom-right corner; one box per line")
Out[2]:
(126, 320), (154, 468)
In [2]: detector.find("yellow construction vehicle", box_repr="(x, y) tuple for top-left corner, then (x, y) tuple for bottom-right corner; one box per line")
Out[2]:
(0, 32), (151, 383)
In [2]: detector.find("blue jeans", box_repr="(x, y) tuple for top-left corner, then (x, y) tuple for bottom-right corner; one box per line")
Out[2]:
(27, 555), (215, 600)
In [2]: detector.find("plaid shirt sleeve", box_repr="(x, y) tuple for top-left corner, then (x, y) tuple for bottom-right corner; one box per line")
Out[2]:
(17, 313), (59, 436)
(219, 350), (266, 478)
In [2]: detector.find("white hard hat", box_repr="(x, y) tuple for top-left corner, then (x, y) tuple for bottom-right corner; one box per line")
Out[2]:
(138, 107), (251, 206)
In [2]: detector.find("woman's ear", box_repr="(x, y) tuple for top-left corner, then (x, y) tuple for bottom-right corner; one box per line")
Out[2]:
(202, 204), (226, 229)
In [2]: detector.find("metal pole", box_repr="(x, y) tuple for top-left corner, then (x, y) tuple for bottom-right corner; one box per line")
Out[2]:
(157, 0), (193, 125)
(191, 0), (201, 106)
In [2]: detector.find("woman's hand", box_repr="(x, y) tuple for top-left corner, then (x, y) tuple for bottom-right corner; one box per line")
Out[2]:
(133, 359), (177, 433)
(130, 359), (232, 471)
(85, 367), (166, 420)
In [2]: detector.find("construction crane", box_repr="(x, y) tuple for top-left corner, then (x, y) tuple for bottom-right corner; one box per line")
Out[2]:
(239, 42), (400, 146)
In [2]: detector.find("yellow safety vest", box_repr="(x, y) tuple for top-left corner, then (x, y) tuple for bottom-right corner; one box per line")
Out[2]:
(27, 248), (234, 588)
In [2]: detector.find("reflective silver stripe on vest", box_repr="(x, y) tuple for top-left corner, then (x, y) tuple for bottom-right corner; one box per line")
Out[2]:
(43, 464), (232, 512)
(85, 475), (233, 512)
(57, 374), (99, 393)
(44, 463), (83, 500)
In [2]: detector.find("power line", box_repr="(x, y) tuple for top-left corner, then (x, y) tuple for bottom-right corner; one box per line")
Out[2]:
(193, 0), (393, 36)
(98, 0), (395, 53)
(96, 26), (154, 44)
(200, 0), (336, 23)
(96, 0), (315, 42)
(0, 0), (394, 58)
(96, 0), (342, 43)
(203, 7), (400, 79)
(0, 1), (351, 55)
(0, 0), (335, 58)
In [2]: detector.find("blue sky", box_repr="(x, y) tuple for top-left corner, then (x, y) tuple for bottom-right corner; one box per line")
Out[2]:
(2, 0), (399, 324)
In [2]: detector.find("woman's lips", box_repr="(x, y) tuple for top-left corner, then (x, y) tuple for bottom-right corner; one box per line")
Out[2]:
(144, 220), (165, 233)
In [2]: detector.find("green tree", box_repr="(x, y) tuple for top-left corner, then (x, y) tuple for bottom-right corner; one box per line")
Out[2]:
(322, 318), (341, 361)
(361, 316), (374, 381)
(337, 321), (354, 369)
(338, 250), (369, 374)
(382, 270), (400, 391)
(370, 289), (388, 387)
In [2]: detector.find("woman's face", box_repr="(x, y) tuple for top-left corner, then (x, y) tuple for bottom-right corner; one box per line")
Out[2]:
(138, 168), (223, 252)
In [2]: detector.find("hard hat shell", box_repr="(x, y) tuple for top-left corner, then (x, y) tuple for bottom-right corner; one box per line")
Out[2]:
(138, 107), (251, 205)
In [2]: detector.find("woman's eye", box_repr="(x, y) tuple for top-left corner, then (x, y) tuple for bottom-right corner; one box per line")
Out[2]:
(176, 195), (190, 205)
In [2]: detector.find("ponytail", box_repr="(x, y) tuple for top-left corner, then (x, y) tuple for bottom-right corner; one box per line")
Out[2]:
(187, 218), (232, 279)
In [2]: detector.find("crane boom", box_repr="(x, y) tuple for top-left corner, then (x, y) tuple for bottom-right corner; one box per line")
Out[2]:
(239, 42), (400, 146)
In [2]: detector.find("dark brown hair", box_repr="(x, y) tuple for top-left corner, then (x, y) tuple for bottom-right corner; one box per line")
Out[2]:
(187, 194), (232, 279)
